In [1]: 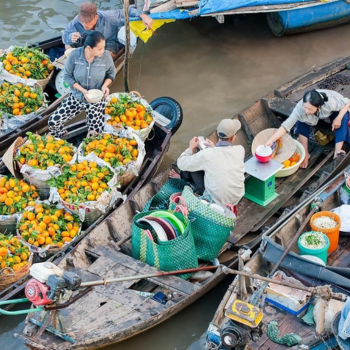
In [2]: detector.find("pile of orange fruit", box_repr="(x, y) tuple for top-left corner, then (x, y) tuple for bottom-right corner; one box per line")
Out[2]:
(47, 160), (114, 204)
(81, 133), (138, 167)
(0, 234), (31, 273)
(17, 133), (75, 170)
(0, 82), (44, 116)
(105, 95), (153, 131)
(0, 46), (54, 80)
(283, 152), (301, 168)
(17, 203), (81, 248)
(0, 176), (39, 215)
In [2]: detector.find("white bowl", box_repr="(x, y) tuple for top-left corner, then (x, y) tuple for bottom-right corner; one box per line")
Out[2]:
(86, 89), (103, 103)
(64, 48), (76, 57)
(275, 139), (306, 178)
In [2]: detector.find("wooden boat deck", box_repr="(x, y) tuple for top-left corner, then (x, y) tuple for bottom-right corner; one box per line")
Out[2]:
(211, 170), (350, 350)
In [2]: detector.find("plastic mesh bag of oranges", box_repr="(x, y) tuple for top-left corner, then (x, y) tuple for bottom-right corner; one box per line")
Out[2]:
(0, 175), (39, 235)
(0, 234), (32, 276)
(0, 81), (47, 130)
(0, 45), (54, 82)
(283, 152), (301, 168)
(78, 130), (145, 179)
(17, 201), (81, 256)
(104, 93), (156, 141)
(16, 132), (77, 199)
(47, 156), (123, 223)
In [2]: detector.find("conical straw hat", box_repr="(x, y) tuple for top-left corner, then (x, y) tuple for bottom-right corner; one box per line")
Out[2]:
(252, 128), (296, 163)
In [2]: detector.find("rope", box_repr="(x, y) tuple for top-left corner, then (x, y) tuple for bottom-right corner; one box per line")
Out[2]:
(266, 321), (302, 347)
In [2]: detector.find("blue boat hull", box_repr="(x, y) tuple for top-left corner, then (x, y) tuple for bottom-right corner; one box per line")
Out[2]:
(267, 1), (350, 36)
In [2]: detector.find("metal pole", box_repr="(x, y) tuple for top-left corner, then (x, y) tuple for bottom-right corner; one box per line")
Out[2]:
(123, 0), (130, 92)
(80, 266), (218, 287)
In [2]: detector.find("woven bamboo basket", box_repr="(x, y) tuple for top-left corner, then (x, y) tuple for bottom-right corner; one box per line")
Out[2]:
(0, 253), (33, 291)
(36, 70), (54, 91)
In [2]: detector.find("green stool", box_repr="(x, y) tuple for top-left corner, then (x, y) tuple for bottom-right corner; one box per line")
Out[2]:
(244, 157), (283, 206)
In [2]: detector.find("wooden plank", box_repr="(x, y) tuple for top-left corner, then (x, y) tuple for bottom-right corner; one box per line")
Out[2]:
(62, 291), (109, 326)
(87, 256), (118, 277)
(331, 238), (350, 268)
(234, 145), (330, 242)
(102, 262), (139, 289)
(133, 298), (167, 316)
(150, 0), (177, 14)
(86, 245), (199, 295)
(275, 58), (350, 98)
(71, 299), (137, 334)
(94, 284), (146, 309)
(268, 98), (296, 118)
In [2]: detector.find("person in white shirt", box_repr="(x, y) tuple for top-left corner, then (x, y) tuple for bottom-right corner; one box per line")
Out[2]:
(174, 119), (245, 207)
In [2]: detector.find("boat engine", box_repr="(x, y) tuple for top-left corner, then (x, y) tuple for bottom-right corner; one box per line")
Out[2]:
(219, 300), (263, 349)
(25, 262), (81, 306)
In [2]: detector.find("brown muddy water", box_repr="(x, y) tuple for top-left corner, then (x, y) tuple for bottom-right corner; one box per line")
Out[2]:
(1, 0), (350, 349)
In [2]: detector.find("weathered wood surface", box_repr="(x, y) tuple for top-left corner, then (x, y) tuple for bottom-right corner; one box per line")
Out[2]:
(275, 57), (350, 98)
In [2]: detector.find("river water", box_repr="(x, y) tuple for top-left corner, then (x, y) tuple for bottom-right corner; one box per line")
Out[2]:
(1, 0), (350, 349)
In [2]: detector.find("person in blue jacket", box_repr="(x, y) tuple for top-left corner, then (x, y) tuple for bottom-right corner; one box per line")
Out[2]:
(63, 2), (153, 59)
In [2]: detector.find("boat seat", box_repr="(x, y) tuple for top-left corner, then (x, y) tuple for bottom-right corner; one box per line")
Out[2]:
(269, 97), (296, 118)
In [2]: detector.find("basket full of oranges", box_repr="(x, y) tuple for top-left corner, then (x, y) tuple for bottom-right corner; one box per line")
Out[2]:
(17, 202), (82, 256)
(0, 234), (33, 291)
(104, 92), (155, 142)
(16, 133), (77, 199)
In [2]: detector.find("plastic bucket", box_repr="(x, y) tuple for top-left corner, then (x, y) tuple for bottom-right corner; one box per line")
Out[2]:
(298, 232), (330, 265)
(310, 211), (341, 254)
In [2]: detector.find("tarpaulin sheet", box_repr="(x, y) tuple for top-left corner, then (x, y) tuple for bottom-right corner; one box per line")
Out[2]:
(130, 9), (197, 21)
(198, 0), (322, 14)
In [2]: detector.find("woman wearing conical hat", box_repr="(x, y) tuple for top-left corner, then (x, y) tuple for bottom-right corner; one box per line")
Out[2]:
(266, 89), (350, 168)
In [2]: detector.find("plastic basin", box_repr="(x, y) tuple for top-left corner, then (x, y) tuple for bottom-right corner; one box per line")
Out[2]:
(298, 232), (330, 265)
(310, 211), (341, 254)
(276, 139), (305, 178)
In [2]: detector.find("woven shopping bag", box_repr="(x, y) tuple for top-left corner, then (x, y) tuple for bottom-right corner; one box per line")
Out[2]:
(170, 186), (236, 262)
(143, 178), (188, 212)
(131, 210), (198, 279)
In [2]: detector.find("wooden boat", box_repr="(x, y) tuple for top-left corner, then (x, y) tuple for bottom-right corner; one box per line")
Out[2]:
(0, 36), (126, 155)
(205, 167), (350, 350)
(0, 95), (182, 302)
(16, 57), (350, 349)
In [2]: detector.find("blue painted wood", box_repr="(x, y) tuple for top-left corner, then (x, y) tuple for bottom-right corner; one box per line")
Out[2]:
(267, 1), (350, 36)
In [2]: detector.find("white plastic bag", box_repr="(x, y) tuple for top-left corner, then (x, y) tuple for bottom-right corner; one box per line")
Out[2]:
(332, 205), (350, 232)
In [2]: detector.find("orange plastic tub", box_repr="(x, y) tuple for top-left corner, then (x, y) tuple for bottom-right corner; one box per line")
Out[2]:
(310, 211), (341, 254)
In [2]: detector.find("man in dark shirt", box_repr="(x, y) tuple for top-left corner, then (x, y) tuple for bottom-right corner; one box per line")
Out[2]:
(63, 2), (153, 59)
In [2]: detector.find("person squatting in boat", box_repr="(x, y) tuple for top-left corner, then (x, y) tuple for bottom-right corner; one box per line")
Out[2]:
(62, 2), (153, 60)
(266, 89), (350, 168)
(170, 119), (245, 214)
(48, 31), (116, 137)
